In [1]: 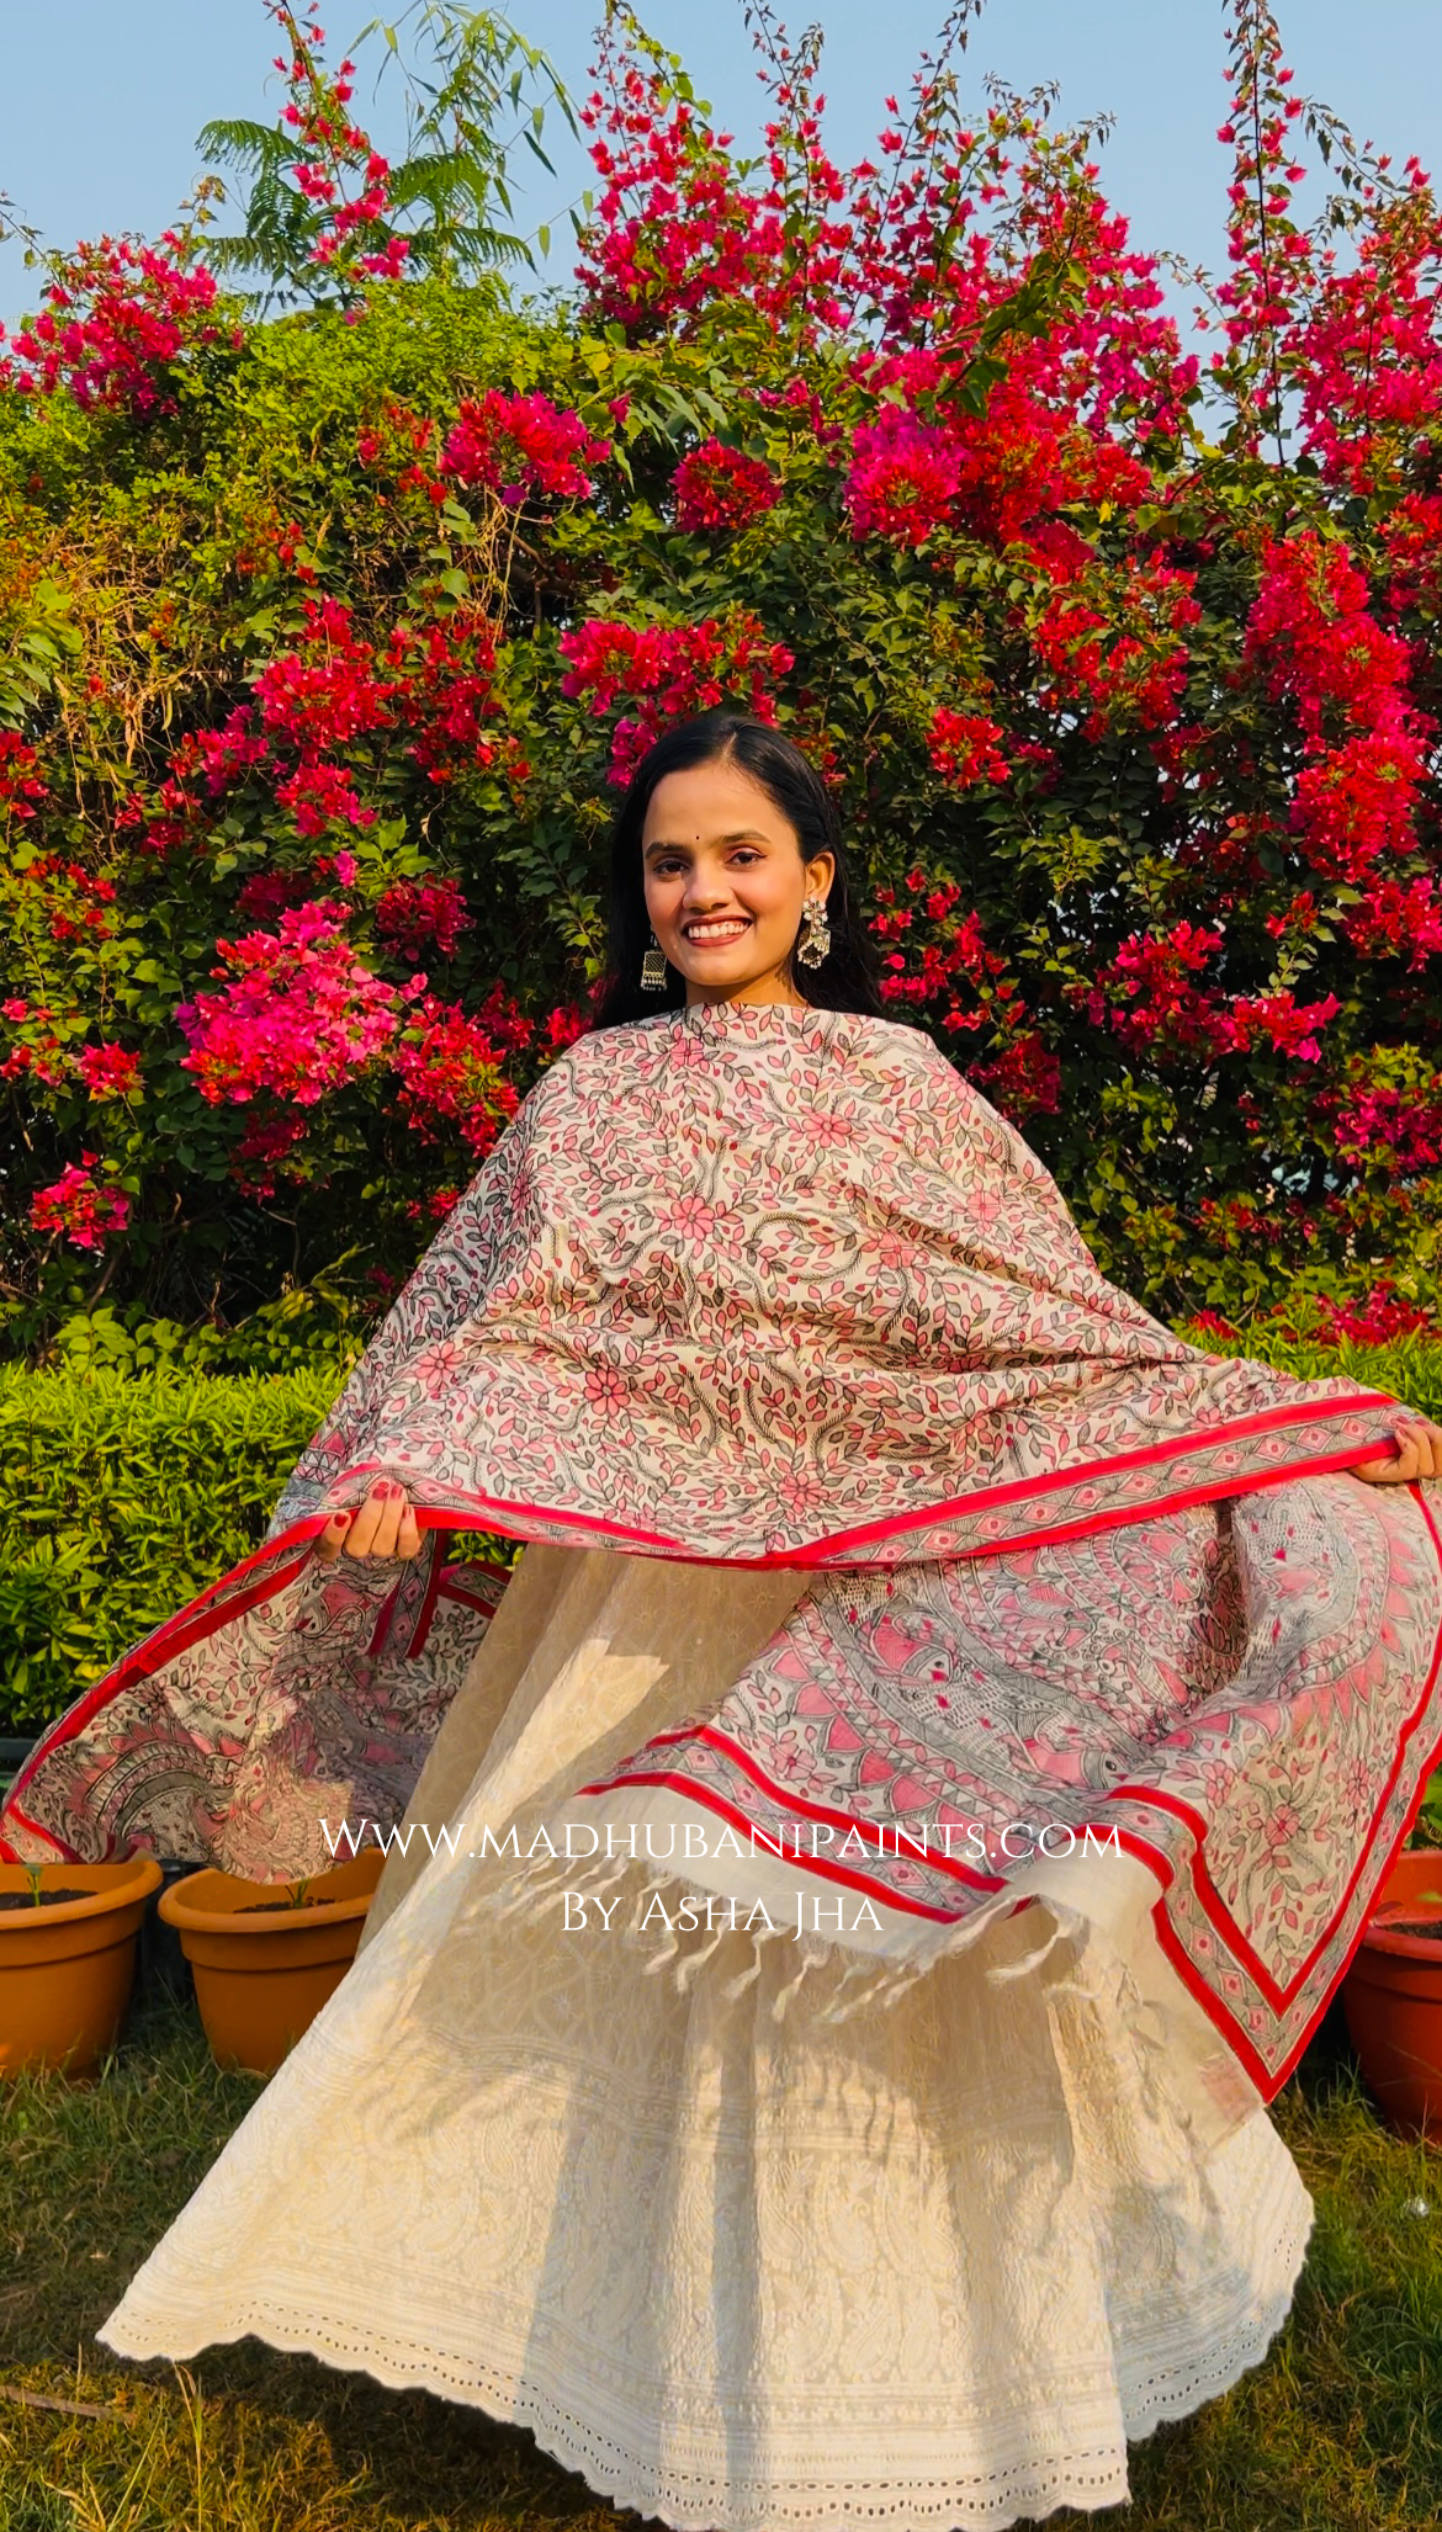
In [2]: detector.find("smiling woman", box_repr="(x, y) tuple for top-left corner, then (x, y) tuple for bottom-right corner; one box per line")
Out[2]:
(61, 713), (1442, 2532)
(590, 709), (887, 1027)
(639, 750), (835, 1006)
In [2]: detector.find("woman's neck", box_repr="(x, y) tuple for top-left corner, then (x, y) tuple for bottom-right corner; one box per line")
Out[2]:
(684, 973), (808, 1011)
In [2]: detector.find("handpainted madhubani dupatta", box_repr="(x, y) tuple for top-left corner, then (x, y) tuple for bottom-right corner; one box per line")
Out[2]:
(5, 996), (1440, 2102)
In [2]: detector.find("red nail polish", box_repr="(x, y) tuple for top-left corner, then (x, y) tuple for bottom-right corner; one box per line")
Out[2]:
(335, 1511), (352, 1527)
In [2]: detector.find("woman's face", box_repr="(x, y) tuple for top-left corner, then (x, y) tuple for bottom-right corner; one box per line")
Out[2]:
(640, 756), (835, 1007)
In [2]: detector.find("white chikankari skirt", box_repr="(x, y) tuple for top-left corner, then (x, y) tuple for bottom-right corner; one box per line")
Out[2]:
(99, 1539), (1315, 2532)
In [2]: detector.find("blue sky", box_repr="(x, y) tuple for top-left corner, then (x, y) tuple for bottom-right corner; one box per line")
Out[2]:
(1, 2), (1439, 329)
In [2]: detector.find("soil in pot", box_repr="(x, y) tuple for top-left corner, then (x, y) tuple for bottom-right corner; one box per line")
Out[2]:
(159, 1851), (384, 2075)
(0, 1855), (165, 2080)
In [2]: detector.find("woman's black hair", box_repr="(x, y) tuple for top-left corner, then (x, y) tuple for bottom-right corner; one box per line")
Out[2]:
(590, 709), (890, 1030)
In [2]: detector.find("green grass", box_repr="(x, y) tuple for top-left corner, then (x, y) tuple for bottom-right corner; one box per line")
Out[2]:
(3, 1984), (1442, 2532)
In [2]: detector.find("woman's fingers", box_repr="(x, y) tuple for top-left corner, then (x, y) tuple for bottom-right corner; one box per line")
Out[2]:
(342, 1486), (388, 1559)
(1353, 1420), (1442, 1484)
(366, 1482), (406, 1560)
(314, 1481), (420, 1561)
(316, 1510), (353, 1563)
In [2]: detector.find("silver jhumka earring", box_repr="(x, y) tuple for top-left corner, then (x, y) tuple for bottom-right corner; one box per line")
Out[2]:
(796, 896), (832, 970)
(640, 929), (669, 991)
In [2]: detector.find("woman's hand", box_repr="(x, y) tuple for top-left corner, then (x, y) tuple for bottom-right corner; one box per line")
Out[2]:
(1352, 1420), (1442, 1485)
(316, 1478), (423, 1561)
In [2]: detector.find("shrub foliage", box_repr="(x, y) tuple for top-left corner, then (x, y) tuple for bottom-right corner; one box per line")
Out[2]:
(2, 0), (1441, 1352)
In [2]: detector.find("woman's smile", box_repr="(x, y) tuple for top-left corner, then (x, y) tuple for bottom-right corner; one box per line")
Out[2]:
(682, 916), (753, 945)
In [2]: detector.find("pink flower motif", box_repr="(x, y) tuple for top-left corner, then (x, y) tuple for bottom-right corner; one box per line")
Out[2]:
(415, 1340), (467, 1400)
(669, 1195), (720, 1241)
(582, 1363), (632, 1417)
(1262, 1801), (1302, 1858)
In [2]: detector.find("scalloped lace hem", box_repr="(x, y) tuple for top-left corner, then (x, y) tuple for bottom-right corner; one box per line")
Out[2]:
(99, 2177), (1313, 2532)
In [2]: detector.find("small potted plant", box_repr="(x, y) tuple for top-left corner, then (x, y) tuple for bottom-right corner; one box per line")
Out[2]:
(159, 1848), (385, 2075)
(1343, 1768), (1442, 2142)
(0, 1853), (164, 2080)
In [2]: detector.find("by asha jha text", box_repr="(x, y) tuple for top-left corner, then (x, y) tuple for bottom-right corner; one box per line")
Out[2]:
(563, 1888), (891, 1938)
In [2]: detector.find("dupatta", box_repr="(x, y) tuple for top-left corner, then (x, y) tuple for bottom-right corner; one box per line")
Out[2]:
(1, 995), (1424, 1873)
(264, 995), (1413, 1562)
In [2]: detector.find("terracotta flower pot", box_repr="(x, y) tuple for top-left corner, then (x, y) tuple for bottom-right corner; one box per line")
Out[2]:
(1342, 1846), (1442, 2143)
(159, 1849), (385, 2075)
(0, 1854), (164, 2081)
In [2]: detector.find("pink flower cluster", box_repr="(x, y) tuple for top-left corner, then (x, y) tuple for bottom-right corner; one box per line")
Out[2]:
(926, 708), (1010, 790)
(576, 48), (796, 338)
(253, 596), (396, 754)
(76, 1042), (142, 1101)
(391, 996), (523, 1156)
(1309, 1282), (1439, 1345)
(390, 613), (520, 785)
(1089, 920), (1341, 1065)
(160, 596), (519, 868)
(169, 900), (561, 1182)
(672, 440), (780, 531)
(1247, 532), (1430, 884)
(869, 876), (1060, 1119)
(376, 877), (473, 958)
(1330, 1084), (1442, 1172)
(845, 412), (961, 548)
(1029, 563), (1200, 739)
(1345, 877), (1442, 970)
(272, 2), (411, 286)
(559, 614), (795, 782)
(0, 733), (49, 819)
(442, 390), (611, 505)
(176, 902), (415, 1106)
(0, 1001), (67, 1088)
(0, 234), (227, 415)
(20, 855), (118, 944)
(30, 1159), (131, 1251)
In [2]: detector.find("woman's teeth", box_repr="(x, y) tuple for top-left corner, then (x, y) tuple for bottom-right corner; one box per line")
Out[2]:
(684, 919), (750, 943)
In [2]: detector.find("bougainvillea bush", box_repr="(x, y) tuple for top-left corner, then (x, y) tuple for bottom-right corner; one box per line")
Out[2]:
(3, 0), (1442, 1354)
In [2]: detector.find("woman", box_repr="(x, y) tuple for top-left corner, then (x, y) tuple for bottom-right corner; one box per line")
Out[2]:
(20, 711), (1442, 2529)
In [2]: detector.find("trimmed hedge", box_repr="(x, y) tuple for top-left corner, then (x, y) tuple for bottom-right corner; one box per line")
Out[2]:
(2, 1333), (1440, 1741)
(0, 1362), (344, 1734)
